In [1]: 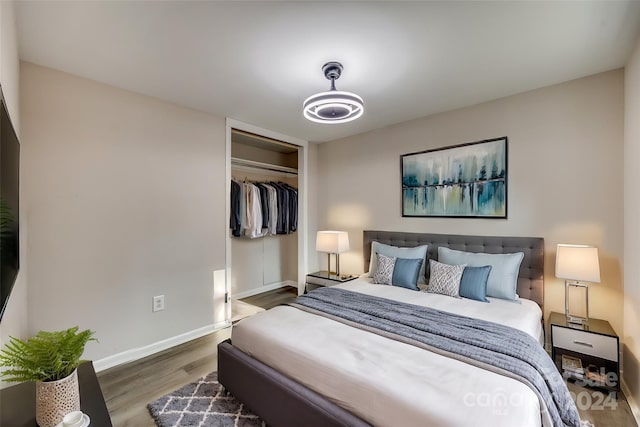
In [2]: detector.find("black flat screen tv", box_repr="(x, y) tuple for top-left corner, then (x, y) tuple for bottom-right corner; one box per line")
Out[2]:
(0, 85), (20, 320)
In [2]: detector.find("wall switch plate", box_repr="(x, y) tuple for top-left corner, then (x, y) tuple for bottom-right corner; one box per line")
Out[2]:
(153, 295), (165, 312)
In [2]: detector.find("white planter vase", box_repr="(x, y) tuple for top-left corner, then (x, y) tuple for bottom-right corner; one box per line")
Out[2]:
(35, 369), (80, 427)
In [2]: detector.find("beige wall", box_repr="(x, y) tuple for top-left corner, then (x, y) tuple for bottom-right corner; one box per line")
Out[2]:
(21, 63), (227, 361)
(317, 70), (624, 336)
(0, 0), (28, 385)
(624, 36), (640, 413)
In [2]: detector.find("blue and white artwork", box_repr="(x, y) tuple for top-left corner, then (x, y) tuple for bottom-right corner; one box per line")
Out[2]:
(401, 137), (507, 218)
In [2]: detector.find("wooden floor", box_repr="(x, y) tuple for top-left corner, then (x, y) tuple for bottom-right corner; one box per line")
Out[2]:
(567, 380), (637, 426)
(97, 287), (638, 427)
(230, 298), (264, 323)
(239, 285), (298, 310)
(98, 328), (231, 427)
(97, 287), (297, 427)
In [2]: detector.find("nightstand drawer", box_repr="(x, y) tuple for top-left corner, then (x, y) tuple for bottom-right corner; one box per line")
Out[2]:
(552, 326), (618, 362)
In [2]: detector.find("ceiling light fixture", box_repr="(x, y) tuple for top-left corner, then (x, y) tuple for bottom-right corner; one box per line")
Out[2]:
(303, 61), (364, 124)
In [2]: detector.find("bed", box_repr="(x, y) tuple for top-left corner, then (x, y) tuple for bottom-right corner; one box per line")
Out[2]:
(218, 231), (578, 427)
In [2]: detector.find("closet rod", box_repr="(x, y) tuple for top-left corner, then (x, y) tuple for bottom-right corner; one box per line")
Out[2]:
(231, 157), (298, 175)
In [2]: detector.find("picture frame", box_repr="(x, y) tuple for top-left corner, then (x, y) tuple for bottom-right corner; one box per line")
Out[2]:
(401, 137), (508, 218)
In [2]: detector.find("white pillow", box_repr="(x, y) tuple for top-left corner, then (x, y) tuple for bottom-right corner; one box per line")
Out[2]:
(427, 260), (465, 297)
(437, 247), (524, 301)
(368, 242), (428, 284)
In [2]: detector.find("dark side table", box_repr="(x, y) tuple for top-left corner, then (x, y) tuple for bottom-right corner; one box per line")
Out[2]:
(0, 361), (112, 426)
(549, 312), (620, 392)
(305, 271), (358, 292)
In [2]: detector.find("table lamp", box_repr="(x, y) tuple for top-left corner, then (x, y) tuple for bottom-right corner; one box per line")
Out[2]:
(316, 231), (350, 276)
(555, 244), (601, 325)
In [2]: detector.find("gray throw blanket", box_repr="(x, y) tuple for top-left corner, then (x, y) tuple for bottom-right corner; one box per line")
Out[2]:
(290, 287), (582, 427)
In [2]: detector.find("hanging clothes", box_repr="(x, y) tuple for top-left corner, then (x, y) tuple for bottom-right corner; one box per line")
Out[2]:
(261, 183), (278, 236)
(270, 182), (289, 234)
(243, 182), (262, 239)
(230, 180), (242, 237)
(254, 183), (270, 231)
(229, 179), (297, 238)
(282, 183), (298, 232)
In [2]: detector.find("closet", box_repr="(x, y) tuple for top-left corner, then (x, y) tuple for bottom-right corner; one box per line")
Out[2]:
(227, 122), (307, 299)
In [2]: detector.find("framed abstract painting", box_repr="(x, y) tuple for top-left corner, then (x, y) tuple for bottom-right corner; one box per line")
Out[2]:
(401, 137), (507, 218)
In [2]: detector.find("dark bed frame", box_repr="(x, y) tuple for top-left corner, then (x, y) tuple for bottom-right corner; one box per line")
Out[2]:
(219, 230), (544, 427)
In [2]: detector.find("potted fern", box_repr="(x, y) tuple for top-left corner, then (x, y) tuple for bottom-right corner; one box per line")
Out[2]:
(0, 327), (96, 427)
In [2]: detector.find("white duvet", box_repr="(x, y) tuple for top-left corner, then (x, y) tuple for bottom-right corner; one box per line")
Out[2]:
(232, 279), (549, 427)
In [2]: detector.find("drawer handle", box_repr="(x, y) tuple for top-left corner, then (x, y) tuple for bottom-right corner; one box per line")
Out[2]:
(573, 340), (593, 348)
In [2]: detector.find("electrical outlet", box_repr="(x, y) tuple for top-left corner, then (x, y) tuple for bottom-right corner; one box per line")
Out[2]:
(153, 295), (165, 312)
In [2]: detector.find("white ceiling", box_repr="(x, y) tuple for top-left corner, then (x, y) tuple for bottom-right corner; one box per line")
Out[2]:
(15, 1), (640, 143)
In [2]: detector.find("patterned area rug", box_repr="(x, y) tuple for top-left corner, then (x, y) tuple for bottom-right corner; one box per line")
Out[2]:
(147, 372), (265, 427)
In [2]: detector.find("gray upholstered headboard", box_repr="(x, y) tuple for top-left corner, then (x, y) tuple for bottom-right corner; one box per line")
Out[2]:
(363, 230), (544, 310)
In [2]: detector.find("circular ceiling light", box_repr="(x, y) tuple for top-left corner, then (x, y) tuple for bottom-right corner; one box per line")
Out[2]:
(303, 62), (364, 124)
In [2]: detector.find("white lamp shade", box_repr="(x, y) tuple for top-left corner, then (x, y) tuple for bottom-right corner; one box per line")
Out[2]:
(555, 244), (601, 283)
(316, 231), (350, 254)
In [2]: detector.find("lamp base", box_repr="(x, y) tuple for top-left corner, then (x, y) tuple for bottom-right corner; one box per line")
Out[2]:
(326, 253), (341, 277)
(565, 280), (589, 325)
(566, 315), (588, 325)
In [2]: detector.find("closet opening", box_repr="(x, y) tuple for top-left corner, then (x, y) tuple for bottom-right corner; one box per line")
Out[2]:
(225, 121), (308, 323)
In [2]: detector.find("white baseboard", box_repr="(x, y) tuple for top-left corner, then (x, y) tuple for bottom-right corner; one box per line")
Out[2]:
(93, 320), (231, 373)
(622, 378), (640, 425)
(232, 280), (297, 300)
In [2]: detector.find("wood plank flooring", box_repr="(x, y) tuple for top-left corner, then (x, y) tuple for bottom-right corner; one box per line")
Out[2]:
(97, 287), (637, 427)
(230, 298), (264, 323)
(567, 381), (637, 426)
(239, 285), (298, 310)
(98, 328), (231, 427)
(97, 287), (294, 426)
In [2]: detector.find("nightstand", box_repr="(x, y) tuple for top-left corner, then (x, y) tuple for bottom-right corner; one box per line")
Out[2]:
(305, 271), (357, 292)
(549, 312), (619, 391)
(0, 362), (112, 426)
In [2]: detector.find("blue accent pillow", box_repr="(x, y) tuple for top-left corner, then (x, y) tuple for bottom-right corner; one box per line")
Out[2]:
(391, 258), (423, 291)
(459, 266), (491, 302)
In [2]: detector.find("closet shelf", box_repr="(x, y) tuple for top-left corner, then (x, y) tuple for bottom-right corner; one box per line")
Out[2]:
(231, 157), (298, 175)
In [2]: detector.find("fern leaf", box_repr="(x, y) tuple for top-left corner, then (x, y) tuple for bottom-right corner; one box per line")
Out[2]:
(0, 328), (95, 382)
